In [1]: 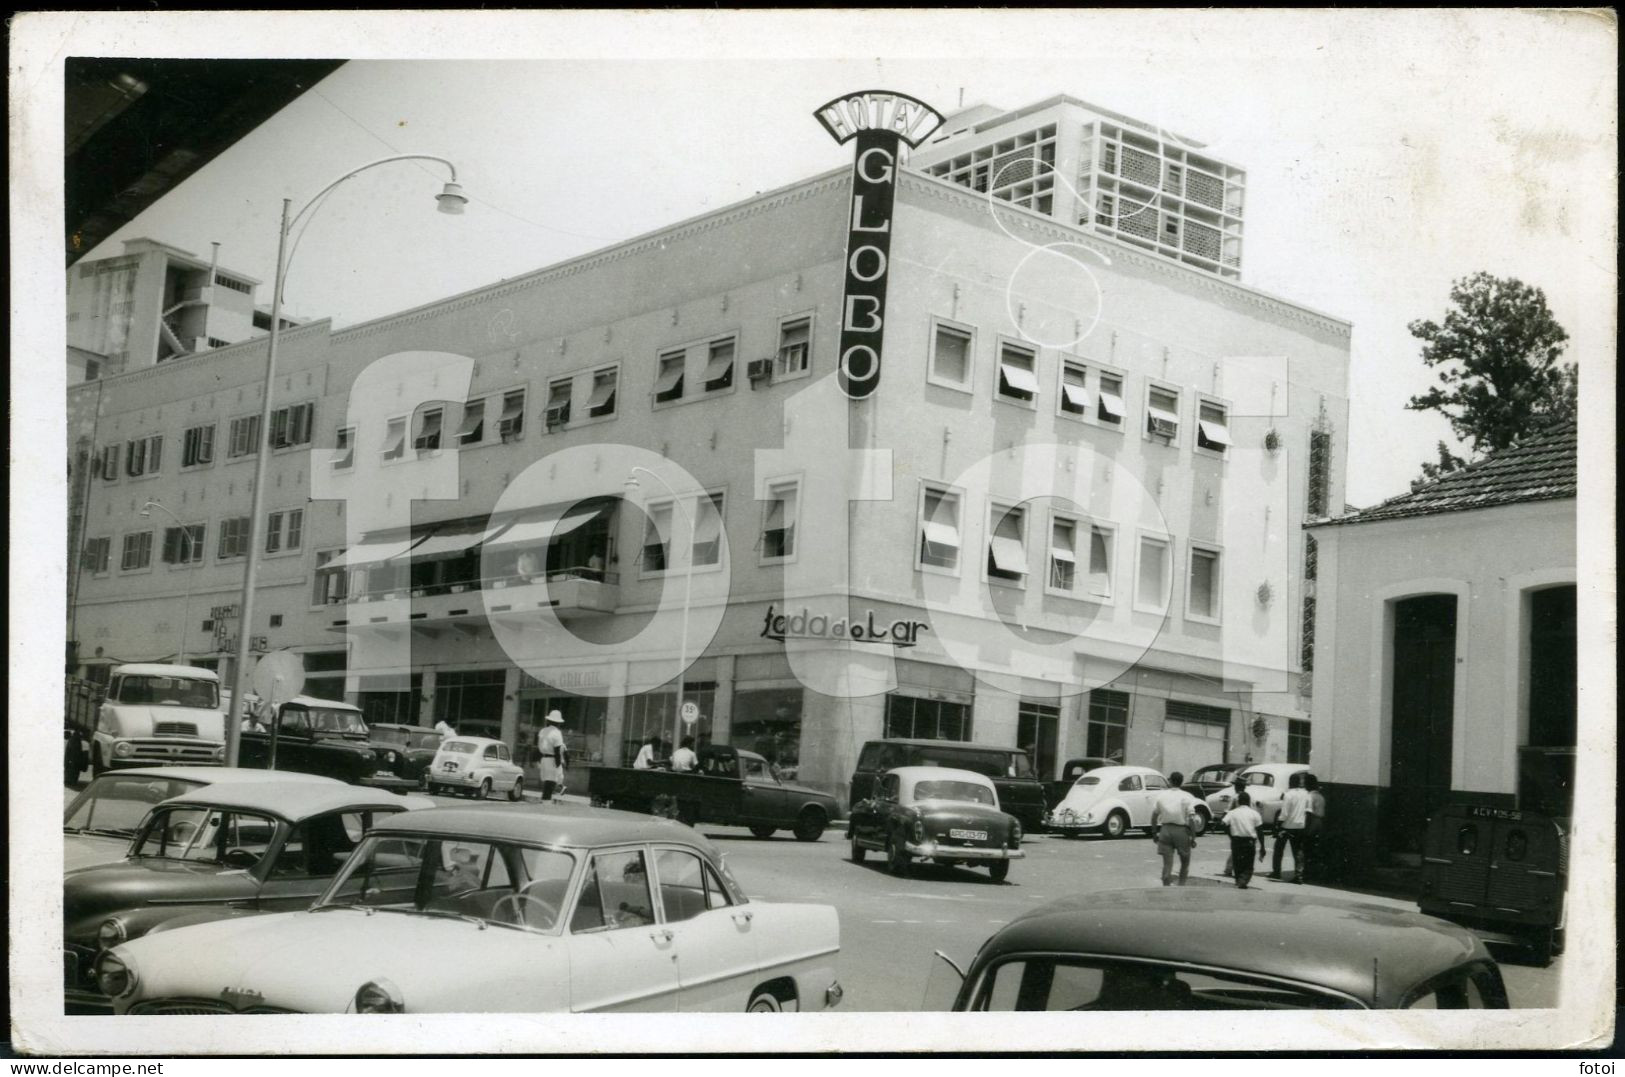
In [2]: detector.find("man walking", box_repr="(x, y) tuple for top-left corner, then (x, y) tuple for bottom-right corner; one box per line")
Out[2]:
(1269, 772), (1312, 882)
(1302, 773), (1326, 882)
(1220, 772), (1249, 877)
(1224, 791), (1265, 888)
(537, 709), (567, 801)
(1152, 771), (1203, 887)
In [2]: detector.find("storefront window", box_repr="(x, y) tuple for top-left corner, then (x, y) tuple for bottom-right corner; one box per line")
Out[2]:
(1087, 688), (1129, 763)
(624, 682), (716, 762)
(884, 694), (972, 741)
(731, 688), (804, 778)
(517, 693), (608, 770)
(434, 669), (506, 739)
(357, 673), (422, 727)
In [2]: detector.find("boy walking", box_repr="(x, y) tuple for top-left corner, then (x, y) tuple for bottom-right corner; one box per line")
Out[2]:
(1224, 791), (1265, 889)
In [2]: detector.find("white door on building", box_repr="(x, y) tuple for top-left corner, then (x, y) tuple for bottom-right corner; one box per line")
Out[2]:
(1160, 716), (1228, 780)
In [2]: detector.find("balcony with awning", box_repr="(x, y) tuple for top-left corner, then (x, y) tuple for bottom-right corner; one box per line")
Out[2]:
(323, 497), (621, 634)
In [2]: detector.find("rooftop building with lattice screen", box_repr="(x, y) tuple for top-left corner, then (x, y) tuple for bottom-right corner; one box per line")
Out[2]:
(911, 95), (1247, 280)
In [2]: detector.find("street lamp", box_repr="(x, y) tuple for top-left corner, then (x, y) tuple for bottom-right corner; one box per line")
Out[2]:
(226, 155), (467, 766)
(625, 469), (694, 754)
(140, 499), (196, 665)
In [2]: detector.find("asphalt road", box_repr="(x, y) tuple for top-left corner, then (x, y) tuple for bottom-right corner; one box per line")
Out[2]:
(63, 781), (1562, 1011)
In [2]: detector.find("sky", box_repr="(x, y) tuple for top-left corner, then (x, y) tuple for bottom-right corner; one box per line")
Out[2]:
(50, 10), (1622, 506)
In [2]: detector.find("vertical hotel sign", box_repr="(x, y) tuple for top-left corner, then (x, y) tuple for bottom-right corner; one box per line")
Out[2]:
(815, 91), (944, 399)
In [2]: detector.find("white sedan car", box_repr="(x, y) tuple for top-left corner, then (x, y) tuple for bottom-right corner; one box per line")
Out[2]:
(1203, 763), (1312, 829)
(98, 804), (842, 1014)
(426, 736), (525, 800)
(1045, 765), (1172, 839)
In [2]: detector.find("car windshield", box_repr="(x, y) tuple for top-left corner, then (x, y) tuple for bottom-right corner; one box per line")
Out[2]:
(114, 675), (217, 708)
(442, 741), (480, 754)
(970, 957), (1362, 1011)
(305, 708), (368, 735)
(64, 774), (205, 837)
(132, 806), (278, 866)
(912, 780), (996, 806)
(318, 834), (577, 935)
(1245, 772), (1275, 787)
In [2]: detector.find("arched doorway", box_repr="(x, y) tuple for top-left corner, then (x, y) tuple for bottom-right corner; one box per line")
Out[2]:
(1386, 594), (1457, 853)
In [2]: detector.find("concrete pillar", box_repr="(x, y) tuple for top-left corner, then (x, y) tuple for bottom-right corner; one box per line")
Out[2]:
(711, 654), (736, 744)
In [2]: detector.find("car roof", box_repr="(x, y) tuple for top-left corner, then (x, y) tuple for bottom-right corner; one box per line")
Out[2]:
(161, 781), (426, 819)
(979, 888), (1487, 1005)
(85, 766), (344, 785)
(370, 803), (721, 855)
(111, 664), (219, 680)
(1241, 763), (1311, 775)
(868, 738), (1021, 753)
(887, 765), (995, 786)
(1074, 765), (1162, 780)
(439, 736), (504, 749)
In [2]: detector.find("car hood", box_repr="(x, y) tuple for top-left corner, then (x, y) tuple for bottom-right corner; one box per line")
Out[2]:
(64, 832), (136, 872)
(102, 706), (225, 738)
(116, 909), (572, 1013)
(64, 858), (256, 939)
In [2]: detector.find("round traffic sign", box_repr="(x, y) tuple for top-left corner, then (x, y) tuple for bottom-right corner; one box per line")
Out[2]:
(680, 701), (700, 725)
(251, 651), (306, 707)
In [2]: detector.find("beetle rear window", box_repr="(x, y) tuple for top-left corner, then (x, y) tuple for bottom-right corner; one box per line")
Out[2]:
(1074, 776), (1101, 786)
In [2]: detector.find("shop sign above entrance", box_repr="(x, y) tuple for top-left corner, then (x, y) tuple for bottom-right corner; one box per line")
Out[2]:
(813, 90), (944, 400)
(761, 605), (929, 648)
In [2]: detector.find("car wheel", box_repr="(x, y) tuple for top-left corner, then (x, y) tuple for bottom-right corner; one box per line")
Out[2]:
(747, 989), (783, 1013)
(1190, 808), (1210, 837)
(988, 860), (1010, 883)
(792, 807), (827, 843)
(1103, 810), (1128, 839)
(849, 835), (866, 863)
(508, 778), (524, 802)
(749, 825), (777, 840)
(478, 778), (493, 801)
(885, 836), (910, 877)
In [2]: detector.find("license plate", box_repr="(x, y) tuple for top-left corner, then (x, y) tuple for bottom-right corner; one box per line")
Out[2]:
(949, 829), (987, 841)
(441, 762), (456, 771)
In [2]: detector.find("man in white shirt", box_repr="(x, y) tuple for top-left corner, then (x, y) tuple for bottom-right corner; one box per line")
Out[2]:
(434, 718), (457, 740)
(1150, 772), (1204, 886)
(1270, 772), (1313, 883)
(537, 710), (567, 802)
(1223, 791), (1265, 889)
(632, 735), (659, 770)
(670, 736), (698, 773)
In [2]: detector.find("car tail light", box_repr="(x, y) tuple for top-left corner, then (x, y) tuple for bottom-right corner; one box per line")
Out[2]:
(1010, 820), (1023, 846)
(910, 818), (926, 843)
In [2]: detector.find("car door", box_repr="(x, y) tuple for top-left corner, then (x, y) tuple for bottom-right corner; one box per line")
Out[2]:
(650, 845), (762, 1011)
(256, 810), (395, 910)
(1116, 774), (1144, 824)
(856, 773), (898, 846)
(564, 846), (680, 1012)
(739, 755), (789, 824)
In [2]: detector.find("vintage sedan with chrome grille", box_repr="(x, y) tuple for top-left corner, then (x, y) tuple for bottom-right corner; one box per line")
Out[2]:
(98, 804), (843, 1014)
(65, 781), (431, 1012)
(847, 766), (1023, 882)
(937, 887), (1511, 1010)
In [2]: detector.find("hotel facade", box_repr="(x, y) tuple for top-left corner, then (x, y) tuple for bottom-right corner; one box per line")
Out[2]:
(67, 99), (1351, 806)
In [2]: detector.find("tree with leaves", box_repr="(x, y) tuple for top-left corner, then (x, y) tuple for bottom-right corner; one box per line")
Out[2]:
(1406, 272), (1576, 487)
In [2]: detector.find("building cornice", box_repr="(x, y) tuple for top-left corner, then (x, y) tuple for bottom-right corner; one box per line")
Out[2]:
(898, 171), (1352, 340)
(70, 320), (334, 399)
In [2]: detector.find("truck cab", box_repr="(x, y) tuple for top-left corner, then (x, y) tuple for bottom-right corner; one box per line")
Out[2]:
(91, 664), (226, 774)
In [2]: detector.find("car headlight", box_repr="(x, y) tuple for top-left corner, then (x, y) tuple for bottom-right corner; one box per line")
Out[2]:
(910, 818), (926, 843)
(1009, 819), (1023, 846)
(212, 745), (226, 762)
(354, 978), (404, 1014)
(112, 741), (135, 758)
(97, 916), (128, 950)
(94, 952), (137, 998)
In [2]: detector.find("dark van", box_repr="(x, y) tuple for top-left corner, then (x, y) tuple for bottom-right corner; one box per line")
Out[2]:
(850, 738), (1047, 829)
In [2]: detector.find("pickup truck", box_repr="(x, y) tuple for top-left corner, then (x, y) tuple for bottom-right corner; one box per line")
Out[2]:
(1044, 757), (1115, 809)
(81, 664), (226, 777)
(237, 696), (418, 792)
(588, 745), (838, 842)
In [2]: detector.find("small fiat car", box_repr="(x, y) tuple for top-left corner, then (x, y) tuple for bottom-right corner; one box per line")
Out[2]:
(941, 887), (1510, 1010)
(427, 736), (525, 800)
(1204, 762), (1311, 828)
(98, 805), (843, 1014)
(65, 781), (430, 1012)
(1045, 765), (1172, 839)
(847, 766), (1023, 882)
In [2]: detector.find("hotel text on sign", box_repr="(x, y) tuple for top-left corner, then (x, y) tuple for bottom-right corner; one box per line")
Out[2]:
(814, 91), (944, 400)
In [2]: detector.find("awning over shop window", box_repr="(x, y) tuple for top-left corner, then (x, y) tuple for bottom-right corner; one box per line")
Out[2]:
(333, 530), (430, 568)
(485, 500), (614, 549)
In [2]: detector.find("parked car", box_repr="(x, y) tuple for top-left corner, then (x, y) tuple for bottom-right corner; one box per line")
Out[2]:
(850, 738), (1047, 831)
(1419, 803), (1568, 965)
(64, 766), (344, 872)
(1043, 757), (1116, 810)
(1180, 763), (1249, 834)
(847, 766), (1023, 882)
(1203, 762), (1312, 829)
(98, 804), (844, 1014)
(87, 664), (226, 776)
(1045, 765), (1172, 839)
(427, 736), (526, 800)
(65, 781), (431, 1012)
(587, 744), (838, 841)
(366, 724), (443, 786)
(238, 697), (419, 792)
(937, 887), (1510, 1010)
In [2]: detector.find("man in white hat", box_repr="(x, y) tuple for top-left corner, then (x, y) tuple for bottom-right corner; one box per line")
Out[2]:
(537, 710), (568, 801)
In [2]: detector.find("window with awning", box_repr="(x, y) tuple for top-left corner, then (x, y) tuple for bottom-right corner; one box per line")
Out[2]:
(1197, 401), (1232, 452)
(457, 400), (485, 444)
(702, 338), (735, 392)
(988, 505), (1027, 580)
(693, 492), (725, 565)
(1049, 517), (1077, 590)
(762, 481), (798, 560)
(586, 369), (618, 417)
(1147, 386), (1181, 440)
(1060, 362), (1092, 415)
(414, 408), (443, 452)
(332, 529), (431, 569)
(997, 343), (1039, 401)
(381, 418), (406, 461)
(654, 352), (685, 403)
(1088, 526), (1114, 599)
(919, 486), (962, 570)
(641, 502), (673, 572)
(1097, 373), (1126, 424)
(498, 389), (525, 442)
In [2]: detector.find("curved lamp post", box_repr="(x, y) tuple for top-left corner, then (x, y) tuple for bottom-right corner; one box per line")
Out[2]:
(625, 469), (694, 755)
(226, 155), (467, 766)
(140, 499), (196, 664)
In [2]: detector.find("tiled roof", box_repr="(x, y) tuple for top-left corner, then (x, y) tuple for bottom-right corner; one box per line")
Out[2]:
(1314, 423), (1577, 527)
